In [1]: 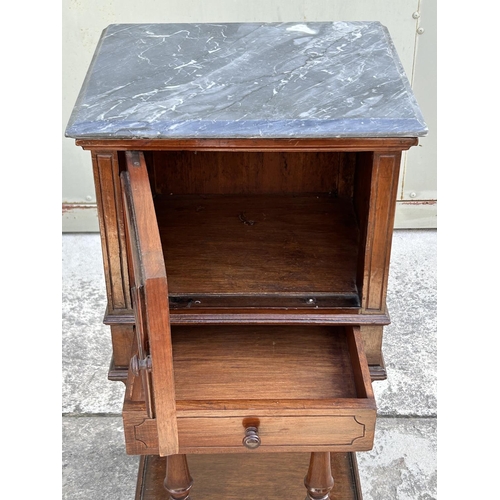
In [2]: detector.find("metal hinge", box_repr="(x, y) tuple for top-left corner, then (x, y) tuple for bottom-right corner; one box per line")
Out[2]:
(130, 354), (152, 377)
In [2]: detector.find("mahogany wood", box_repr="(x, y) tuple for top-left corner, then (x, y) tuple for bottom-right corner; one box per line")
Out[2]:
(154, 193), (359, 308)
(149, 151), (355, 196)
(80, 137), (412, 492)
(135, 453), (362, 500)
(170, 326), (358, 401)
(86, 140), (412, 384)
(355, 151), (402, 312)
(305, 452), (335, 500)
(121, 325), (376, 455)
(91, 151), (135, 382)
(121, 151), (179, 456)
(108, 324), (134, 372)
(115, 354), (386, 383)
(176, 414), (374, 453)
(104, 308), (390, 326)
(77, 136), (417, 151)
(359, 325), (384, 369)
(84, 137), (414, 384)
(346, 325), (375, 400)
(129, 286), (153, 418)
(164, 455), (193, 500)
(91, 150), (131, 311)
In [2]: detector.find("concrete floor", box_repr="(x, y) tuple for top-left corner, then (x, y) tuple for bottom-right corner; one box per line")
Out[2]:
(62, 230), (437, 500)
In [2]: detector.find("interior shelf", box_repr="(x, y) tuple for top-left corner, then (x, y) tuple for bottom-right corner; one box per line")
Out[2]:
(154, 193), (360, 311)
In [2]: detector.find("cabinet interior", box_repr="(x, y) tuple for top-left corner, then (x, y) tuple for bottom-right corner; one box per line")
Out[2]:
(120, 150), (372, 313)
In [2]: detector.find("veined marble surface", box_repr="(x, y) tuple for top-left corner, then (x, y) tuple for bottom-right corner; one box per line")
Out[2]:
(65, 22), (427, 139)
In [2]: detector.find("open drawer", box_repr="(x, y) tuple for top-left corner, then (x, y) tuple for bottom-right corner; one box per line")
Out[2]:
(120, 151), (376, 456)
(123, 323), (376, 455)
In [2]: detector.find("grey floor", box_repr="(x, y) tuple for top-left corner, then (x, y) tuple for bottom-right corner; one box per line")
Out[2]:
(62, 230), (437, 500)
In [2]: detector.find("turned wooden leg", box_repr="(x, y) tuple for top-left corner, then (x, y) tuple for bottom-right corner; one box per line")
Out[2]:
(304, 452), (334, 500)
(164, 454), (193, 500)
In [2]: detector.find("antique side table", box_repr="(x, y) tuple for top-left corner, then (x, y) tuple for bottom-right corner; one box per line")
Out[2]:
(66, 22), (426, 499)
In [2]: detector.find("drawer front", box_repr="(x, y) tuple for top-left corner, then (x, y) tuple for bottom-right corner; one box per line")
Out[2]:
(177, 413), (375, 453)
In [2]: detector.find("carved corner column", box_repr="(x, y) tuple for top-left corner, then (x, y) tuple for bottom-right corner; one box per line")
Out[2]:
(304, 452), (334, 500)
(91, 150), (134, 378)
(354, 150), (402, 378)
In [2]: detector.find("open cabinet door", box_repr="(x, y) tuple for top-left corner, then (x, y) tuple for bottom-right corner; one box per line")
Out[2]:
(120, 150), (179, 457)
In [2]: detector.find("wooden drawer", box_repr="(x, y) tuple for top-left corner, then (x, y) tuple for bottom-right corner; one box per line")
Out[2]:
(123, 324), (376, 455)
(177, 413), (375, 453)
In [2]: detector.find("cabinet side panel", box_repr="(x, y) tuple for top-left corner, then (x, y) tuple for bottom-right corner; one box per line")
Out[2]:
(353, 152), (374, 298)
(91, 151), (131, 311)
(355, 152), (401, 312)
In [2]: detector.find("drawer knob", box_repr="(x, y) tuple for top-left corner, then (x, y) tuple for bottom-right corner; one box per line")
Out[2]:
(242, 426), (261, 449)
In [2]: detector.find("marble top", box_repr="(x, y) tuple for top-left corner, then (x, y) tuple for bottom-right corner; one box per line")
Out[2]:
(65, 22), (427, 139)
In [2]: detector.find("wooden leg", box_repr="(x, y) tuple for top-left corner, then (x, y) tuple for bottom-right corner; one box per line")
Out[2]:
(163, 454), (193, 500)
(304, 452), (334, 500)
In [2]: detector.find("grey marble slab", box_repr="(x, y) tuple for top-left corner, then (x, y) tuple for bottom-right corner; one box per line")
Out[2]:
(65, 22), (427, 139)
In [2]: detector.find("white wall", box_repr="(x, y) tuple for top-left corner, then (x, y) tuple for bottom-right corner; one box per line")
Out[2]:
(62, 0), (436, 231)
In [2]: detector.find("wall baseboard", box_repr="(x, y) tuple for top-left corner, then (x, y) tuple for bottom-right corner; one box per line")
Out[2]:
(62, 200), (437, 233)
(394, 200), (437, 229)
(62, 204), (99, 232)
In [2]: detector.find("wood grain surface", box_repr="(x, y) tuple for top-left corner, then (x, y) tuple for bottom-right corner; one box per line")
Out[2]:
(171, 325), (357, 401)
(136, 453), (362, 500)
(155, 193), (360, 306)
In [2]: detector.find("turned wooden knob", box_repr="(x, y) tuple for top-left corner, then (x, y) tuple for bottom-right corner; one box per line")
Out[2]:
(242, 426), (261, 449)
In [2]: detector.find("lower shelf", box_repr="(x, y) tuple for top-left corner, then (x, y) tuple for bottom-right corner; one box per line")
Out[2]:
(136, 452), (362, 499)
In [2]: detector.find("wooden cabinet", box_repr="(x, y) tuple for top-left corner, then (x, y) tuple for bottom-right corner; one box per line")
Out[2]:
(66, 22), (426, 499)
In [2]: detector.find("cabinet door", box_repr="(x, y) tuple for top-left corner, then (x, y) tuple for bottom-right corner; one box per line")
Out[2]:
(120, 150), (179, 456)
